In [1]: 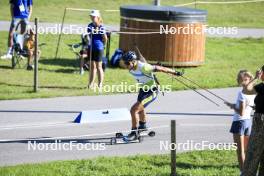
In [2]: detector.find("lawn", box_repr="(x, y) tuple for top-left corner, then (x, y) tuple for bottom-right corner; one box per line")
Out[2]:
(0, 31), (263, 100)
(0, 150), (239, 176)
(0, 0), (264, 28)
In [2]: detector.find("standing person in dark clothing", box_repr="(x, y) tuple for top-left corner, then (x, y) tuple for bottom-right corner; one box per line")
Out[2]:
(242, 65), (264, 176)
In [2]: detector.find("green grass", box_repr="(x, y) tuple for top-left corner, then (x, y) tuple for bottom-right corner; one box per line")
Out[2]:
(0, 150), (239, 176)
(0, 31), (263, 100)
(0, 0), (264, 27)
(196, 2), (264, 28)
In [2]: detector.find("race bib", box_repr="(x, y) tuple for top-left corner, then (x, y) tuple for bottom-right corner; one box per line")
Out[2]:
(19, 4), (25, 12)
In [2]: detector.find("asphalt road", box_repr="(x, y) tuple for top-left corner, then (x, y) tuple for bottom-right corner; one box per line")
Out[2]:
(0, 87), (240, 166)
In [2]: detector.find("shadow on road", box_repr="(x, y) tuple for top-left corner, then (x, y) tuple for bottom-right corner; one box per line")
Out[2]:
(0, 137), (114, 145)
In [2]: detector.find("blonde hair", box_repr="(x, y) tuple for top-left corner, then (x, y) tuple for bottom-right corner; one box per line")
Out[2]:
(91, 16), (103, 27)
(237, 69), (254, 83)
(98, 16), (103, 24)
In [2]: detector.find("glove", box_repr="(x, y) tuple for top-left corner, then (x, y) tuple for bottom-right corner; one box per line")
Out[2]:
(174, 71), (183, 76)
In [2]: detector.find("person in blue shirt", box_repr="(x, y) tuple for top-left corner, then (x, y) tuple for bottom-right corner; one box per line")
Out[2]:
(1, 0), (33, 60)
(87, 10), (107, 90)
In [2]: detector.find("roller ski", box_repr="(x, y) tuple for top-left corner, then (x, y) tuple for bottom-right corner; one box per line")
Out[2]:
(110, 128), (155, 145)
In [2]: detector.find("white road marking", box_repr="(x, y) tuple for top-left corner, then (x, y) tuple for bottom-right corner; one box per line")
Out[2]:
(0, 122), (75, 130)
(178, 123), (230, 127)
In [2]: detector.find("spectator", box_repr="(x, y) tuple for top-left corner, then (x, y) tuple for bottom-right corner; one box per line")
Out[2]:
(242, 65), (264, 176)
(1, 0), (33, 60)
(225, 70), (255, 174)
(79, 34), (90, 75)
(87, 10), (107, 90)
(24, 27), (35, 70)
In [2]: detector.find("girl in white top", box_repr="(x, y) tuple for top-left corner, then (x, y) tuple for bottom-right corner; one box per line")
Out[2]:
(225, 70), (256, 173)
(232, 90), (255, 121)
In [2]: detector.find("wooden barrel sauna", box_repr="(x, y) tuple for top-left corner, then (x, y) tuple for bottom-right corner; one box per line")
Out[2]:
(119, 5), (207, 67)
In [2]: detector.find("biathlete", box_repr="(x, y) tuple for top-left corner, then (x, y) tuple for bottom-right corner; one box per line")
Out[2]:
(120, 50), (183, 140)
